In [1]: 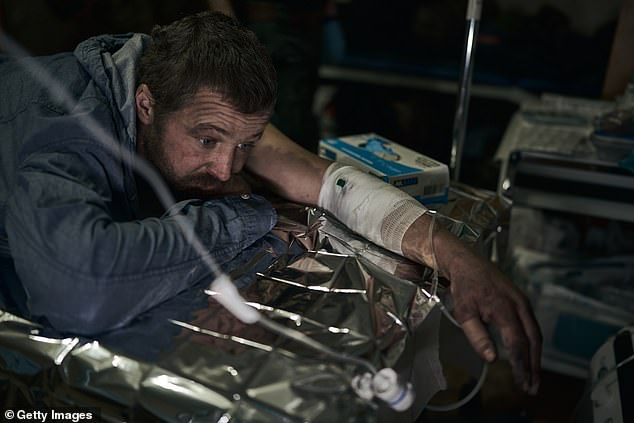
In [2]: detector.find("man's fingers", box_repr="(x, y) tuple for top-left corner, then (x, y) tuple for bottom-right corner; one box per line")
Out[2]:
(494, 311), (533, 394)
(516, 299), (543, 395)
(461, 318), (496, 362)
(462, 311), (538, 396)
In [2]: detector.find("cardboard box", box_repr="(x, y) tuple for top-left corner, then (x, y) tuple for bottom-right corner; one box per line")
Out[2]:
(319, 133), (449, 204)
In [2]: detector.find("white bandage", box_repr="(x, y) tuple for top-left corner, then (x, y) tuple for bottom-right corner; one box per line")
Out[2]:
(318, 162), (427, 255)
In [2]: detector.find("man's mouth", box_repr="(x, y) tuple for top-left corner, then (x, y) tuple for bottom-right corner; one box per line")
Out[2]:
(190, 174), (223, 188)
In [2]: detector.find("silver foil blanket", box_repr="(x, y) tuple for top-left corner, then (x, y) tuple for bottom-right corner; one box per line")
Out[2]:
(0, 187), (508, 422)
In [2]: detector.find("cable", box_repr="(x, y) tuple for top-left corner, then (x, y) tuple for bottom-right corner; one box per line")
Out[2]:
(0, 30), (414, 411)
(429, 210), (440, 299)
(0, 31), (226, 280)
(257, 314), (377, 375)
(569, 348), (634, 423)
(590, 353), (634, 399)
(422, 210), (490, 412)
(425, 361), (489, 412)
(0, 30), (484, 414)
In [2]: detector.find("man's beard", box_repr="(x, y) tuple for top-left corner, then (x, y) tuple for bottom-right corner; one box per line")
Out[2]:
(141, 123), (223, 199)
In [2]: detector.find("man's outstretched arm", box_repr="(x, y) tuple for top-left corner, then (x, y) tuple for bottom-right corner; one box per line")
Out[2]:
(247, 123), (542, 395)
(247, 124), (330, 204)
(401, 213), (542, 395)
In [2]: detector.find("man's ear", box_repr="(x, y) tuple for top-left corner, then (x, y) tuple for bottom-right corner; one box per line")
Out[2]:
(136, 84), (154, 124)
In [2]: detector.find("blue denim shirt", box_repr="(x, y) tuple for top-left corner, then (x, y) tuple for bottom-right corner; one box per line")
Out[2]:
(0, 34), (277, 335)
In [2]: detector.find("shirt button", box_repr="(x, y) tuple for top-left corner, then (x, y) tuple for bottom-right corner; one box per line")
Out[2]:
(241, 193), (250, 200)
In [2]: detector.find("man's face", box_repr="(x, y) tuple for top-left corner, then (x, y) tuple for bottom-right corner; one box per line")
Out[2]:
(139, 89), (269, 197)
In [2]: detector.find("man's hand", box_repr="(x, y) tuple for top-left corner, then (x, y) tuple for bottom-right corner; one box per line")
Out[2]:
(243, 123), (542, 393)
(447, 247), (542, 395)
(402, 213), (542, 395)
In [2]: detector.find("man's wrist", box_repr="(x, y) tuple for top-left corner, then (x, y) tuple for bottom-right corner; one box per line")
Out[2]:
(401, 213), (473, 280)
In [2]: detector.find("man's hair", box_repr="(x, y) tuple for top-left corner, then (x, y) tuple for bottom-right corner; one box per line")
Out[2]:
(137, 11), (277, 119)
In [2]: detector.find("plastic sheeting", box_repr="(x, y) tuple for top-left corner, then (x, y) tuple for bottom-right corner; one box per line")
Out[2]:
(0, 185), (508, 422)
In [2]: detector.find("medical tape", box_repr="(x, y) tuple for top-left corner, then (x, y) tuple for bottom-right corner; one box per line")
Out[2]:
(318, 162), (427, 255)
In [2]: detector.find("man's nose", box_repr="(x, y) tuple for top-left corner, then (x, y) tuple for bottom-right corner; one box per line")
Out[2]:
(206, 148), (234, 182)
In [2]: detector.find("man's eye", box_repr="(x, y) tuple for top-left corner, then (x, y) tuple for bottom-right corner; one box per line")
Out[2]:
(199, 137), (217, 147)
(237, 143), (255, 152)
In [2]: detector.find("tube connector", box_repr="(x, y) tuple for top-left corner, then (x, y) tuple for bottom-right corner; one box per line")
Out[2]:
(351, 368), (415, 412)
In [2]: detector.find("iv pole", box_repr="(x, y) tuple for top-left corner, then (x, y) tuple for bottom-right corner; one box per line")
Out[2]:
(450, 0), (483, 181)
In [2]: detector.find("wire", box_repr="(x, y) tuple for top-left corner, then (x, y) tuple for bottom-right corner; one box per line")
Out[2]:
(569, 348), (634, 423)
(428, 210), (440, 299)
(590, 353), (634, 398)
(417, 294), (489, 412)
(0, 31), (226, 280)
(0, 30), (486, 413)
(252, 313), (378, 375)
(424, 209), (490, 412)
(425, 361), (489, 412)
(0, 27), (384, 400)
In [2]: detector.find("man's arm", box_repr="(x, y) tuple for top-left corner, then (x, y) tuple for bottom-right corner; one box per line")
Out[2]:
(247, 124), (330, 204)
(401, 213), (542, 395)
(248, 124), (541, 394)
(7, 148), (276, 335)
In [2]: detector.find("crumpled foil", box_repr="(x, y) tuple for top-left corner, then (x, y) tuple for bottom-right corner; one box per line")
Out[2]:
(0, 185), (508, 422)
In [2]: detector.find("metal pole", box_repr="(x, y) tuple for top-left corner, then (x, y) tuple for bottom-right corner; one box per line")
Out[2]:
(450, 0), (483, 181)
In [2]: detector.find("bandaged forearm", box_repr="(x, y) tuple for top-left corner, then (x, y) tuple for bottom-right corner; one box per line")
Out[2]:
(318, 162), (428, 255)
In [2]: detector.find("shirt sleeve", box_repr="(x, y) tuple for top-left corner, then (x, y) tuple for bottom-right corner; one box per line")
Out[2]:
(5, 149), (276, 335)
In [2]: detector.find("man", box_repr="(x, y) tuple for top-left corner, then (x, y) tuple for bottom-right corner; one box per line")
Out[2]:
(0, 11), (540, 395)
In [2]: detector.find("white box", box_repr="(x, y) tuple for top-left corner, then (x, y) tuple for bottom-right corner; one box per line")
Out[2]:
(319, 133), (449, 204)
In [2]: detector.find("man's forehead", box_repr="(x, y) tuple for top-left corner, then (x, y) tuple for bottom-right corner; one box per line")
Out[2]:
(179, 90), (270, 125)
(182, 89), (260, 112)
